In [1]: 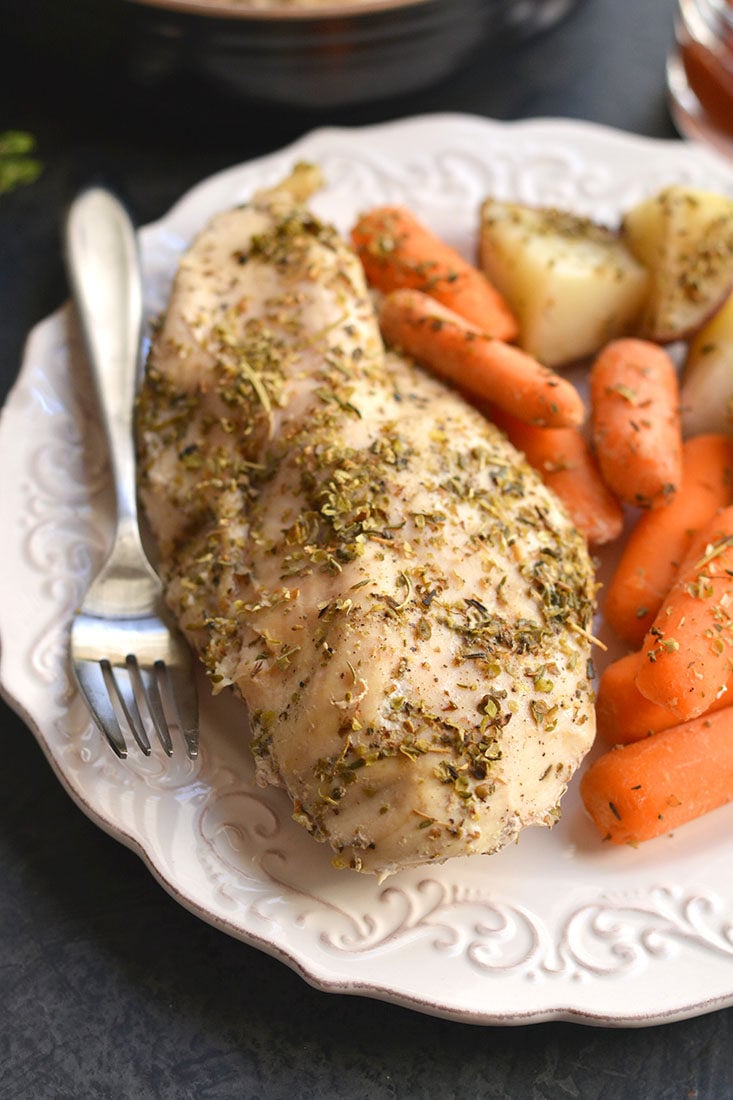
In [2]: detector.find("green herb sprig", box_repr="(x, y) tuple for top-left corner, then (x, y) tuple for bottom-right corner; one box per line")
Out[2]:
(0, 131), (43, 195)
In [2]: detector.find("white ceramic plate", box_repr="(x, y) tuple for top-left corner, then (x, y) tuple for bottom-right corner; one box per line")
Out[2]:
(4, 114), (733, 1028)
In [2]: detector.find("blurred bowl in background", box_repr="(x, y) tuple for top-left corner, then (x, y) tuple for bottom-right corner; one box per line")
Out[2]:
(123, 0), (584, 109)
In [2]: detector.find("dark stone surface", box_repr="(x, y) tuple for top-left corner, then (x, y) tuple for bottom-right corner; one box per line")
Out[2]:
(2, 0), (732, 1095)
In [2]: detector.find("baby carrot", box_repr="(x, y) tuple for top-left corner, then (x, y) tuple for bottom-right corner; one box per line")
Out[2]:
(351, 205), (518, 341)
(634, 506), (733, 722)
(378, 289), (585, 429)
(589, 338), (683, 509)
(603, 433), (733, 646)
(489, 406), (623, 545)
(580, 705), (733, 845)
(596, 650), (733, 745)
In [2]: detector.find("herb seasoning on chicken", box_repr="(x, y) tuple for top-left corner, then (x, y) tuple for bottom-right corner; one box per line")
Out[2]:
(136, 166), (597, 876)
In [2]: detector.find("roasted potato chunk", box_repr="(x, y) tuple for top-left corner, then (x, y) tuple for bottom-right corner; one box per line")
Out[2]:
(479, 199), (648, 368)
(680, 291), (733, 436)
(622, 184), (733, 344)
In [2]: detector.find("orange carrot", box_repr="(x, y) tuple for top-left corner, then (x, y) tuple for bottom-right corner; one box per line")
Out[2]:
(634, 506), (733, 722)
(589, 338), (683, 509)
(580, 705), (733, 844)
(487, 406), (623, 545)
(596, 650), (733, 745)
(603, 434), (733, 646)
(378, 289), (585, 429)
(351, 205), (518, 341)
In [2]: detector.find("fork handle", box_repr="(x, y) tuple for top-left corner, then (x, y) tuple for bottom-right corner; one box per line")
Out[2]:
(65, 188), (144, 538)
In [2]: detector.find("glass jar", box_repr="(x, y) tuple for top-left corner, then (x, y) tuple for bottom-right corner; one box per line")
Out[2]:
(667, 0), (733, 159)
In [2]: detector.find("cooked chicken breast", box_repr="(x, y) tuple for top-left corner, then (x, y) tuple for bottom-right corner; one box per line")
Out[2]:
(136, 168), (597, 876)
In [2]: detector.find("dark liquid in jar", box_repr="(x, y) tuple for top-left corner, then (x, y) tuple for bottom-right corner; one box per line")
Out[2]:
(680, 4), (733, 136)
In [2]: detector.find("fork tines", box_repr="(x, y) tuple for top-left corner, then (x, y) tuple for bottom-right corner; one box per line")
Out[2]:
(74, 655), (198, 760)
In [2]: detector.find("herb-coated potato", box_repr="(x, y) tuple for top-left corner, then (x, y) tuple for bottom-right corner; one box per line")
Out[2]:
(478, 199), (649, 369)
(622, 184), (733, 344)
(680, 291), (733, 436)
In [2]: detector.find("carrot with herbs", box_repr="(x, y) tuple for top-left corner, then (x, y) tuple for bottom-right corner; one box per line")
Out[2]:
(580, 705), (733, 844)
(603, 434), (733, 646)
(488, 406), (623, 545)
(351, 205), (518, 341)
(596, 650), (733, 745)
(634, 506), (733, 722)
(378, 289), (585, 429)
(589, 338), (683, 509)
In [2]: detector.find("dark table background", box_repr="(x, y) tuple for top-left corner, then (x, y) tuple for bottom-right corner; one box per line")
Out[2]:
(2, 0), (733, 1096)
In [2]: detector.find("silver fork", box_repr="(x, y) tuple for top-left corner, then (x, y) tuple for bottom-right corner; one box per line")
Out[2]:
(65, 187), (198, 760)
